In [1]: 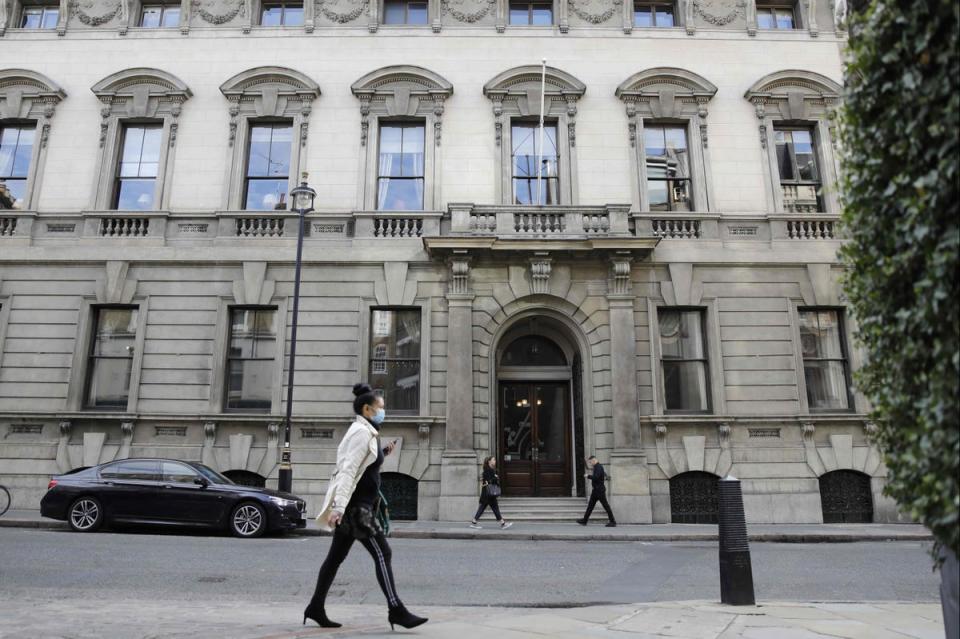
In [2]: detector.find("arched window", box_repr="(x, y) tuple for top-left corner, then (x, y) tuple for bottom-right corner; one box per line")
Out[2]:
(819, 469), (873, 523)
(380, 472), (418, 520)
(222, 469), (267, 487)
(501, 335), (567, 367)
(670, 471), (719, 523)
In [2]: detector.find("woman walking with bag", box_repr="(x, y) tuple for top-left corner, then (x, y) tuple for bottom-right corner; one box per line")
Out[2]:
(305, 383), (428, 631)
(469, 456), (513, 529)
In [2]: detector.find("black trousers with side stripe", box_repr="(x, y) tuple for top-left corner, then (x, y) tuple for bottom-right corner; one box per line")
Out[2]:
(583, 487), (616, 523)
(309, 523), (401, 609)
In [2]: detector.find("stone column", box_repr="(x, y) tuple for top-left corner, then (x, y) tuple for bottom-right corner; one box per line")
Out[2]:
(607, 255), (652, 523)
(438, 254), (479, 521)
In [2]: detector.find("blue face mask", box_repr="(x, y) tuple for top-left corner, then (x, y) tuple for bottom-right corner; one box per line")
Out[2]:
(369, 408), (385, 426)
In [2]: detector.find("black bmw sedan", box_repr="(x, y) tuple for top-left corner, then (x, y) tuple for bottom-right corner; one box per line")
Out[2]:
(40, 458), (306, 538)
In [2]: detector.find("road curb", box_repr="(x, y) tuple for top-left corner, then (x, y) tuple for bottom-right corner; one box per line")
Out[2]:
(0, 517), (933, 543)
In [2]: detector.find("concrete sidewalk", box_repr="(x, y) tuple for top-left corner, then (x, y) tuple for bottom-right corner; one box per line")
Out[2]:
(0, 598), (945, 639)
(0, 509), (933, 542)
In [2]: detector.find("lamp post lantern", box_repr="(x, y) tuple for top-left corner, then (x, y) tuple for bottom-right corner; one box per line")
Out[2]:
(278, 172), (316, 494)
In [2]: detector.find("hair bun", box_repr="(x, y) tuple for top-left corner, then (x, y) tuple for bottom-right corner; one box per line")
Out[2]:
(353, 383), (373, 397)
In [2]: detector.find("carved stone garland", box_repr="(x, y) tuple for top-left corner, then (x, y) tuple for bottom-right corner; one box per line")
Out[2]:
(315, 0), (366, 23)
(442, 0), (495, 23)
(693, 0), (744, 25)
(193, 0), (245, 25)
(568, 0), (622, 24)
(69, 0), (124, 26)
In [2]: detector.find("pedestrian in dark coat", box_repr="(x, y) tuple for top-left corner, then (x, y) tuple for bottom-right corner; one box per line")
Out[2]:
(469, 456), (513, 529)
(577, 455), (616, 527)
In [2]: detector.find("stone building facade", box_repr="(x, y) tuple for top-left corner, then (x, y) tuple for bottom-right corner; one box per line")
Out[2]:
(0, 0), (902, 524)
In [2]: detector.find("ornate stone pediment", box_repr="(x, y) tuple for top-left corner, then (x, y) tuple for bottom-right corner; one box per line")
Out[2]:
(483, 66), (586, 147)
(91, 68), (192, 147)
(615, 68), (717, 147)
(568, 0), (621, 24)
(745, 70), (842, 120)
(220, 67), (320, 146)
(351, 65), (453, 146)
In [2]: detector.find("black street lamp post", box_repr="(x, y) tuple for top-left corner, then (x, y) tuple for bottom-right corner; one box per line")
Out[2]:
(278, 173), (316, 494)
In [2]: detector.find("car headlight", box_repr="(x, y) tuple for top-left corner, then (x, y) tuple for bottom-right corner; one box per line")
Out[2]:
(268, 496), (298, 507)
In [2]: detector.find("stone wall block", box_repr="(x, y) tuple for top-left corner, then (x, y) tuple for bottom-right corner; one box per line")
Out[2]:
(682, 435), (705, 472)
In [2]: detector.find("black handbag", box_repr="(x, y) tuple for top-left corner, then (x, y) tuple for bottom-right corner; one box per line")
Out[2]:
(485, 483), (502, 498)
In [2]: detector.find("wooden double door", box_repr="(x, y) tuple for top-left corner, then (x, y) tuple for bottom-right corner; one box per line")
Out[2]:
(499, 382), (571, 497)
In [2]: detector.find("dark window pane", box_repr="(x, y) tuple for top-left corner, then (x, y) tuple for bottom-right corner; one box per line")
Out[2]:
(804, 360), (848, 410)
(647, 179), (668, 210)
(369, 309), (421, 412)
(663, 361), (709, 411)
(162, 461), (199, 483)
(369, 360), (420, 411)
(87, 357), (134, 406)
(502, 335), (566, 366)
(660, 310), (704, 359)
(102, 460), (159, 481)
(1, 126), (35, 179)
(226, 308), (277, 411)
(775, 131), (795, 180)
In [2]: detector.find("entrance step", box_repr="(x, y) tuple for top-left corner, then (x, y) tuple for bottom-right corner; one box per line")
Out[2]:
(495, 497), (588, 522)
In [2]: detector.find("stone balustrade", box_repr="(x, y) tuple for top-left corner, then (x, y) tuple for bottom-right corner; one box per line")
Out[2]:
(0, 208), (844, 246)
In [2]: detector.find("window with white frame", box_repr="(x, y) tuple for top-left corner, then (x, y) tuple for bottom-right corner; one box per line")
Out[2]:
(756, 0), (797, 29)
(369, 308), (421, 413)
(19, 1), (59, 28)
(511, 121), (559, 205)
(775, 127), (823, 212)
(798, 309), (851, 411)
(0, 124), (35, 210)
(225, 307), (277, 412)
(85, 306), (139, 410)
(382, 0), (428, 24)
(260, 0), (304, 25)
(244, 122), (293, 211)
(377, 123), (425, 211)
(113, 124), (162, 211)
(140, 2), (181, 27)
(634, 0), (675, 27)
(509, 0), (552, 25)
(658, 308), (710, 413)
(644, 124), (692, 211)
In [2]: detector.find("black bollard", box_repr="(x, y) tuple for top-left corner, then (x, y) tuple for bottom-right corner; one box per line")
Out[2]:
(718, 475), (755, 606)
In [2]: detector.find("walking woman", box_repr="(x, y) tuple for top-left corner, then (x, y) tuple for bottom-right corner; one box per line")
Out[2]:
(306, 383), (428, 631)
(469, 456), (513, 529)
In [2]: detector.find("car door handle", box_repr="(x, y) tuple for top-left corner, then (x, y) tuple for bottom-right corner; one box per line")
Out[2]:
(104, 481), (115, 486)
(162, 484), (173, 489)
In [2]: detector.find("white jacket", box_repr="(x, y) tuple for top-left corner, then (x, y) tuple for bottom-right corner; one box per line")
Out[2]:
(315, 415), (380, 532)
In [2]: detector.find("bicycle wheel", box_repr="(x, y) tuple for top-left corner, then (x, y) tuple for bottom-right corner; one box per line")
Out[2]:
(0, 485), (9, 517)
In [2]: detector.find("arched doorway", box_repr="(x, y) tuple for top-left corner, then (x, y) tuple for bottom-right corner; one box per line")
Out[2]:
(819, 470), (873, 523)
(670, 471), (719, 523)
(495, 316), (584, 497)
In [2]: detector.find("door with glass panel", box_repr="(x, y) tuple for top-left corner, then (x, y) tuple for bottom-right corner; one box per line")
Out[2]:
(499, 382), (570, 496)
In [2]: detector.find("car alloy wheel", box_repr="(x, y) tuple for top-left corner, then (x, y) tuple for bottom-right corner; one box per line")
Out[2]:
(69, 497), (102, 532)
(231, 503), (266, 538)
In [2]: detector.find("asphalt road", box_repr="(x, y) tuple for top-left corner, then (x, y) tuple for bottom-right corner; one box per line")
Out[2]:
(0, 527), (940, 607)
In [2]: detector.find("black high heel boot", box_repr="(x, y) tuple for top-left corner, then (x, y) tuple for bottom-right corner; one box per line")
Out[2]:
(303, 603), (342, 628)
(388, 603), (428, 630)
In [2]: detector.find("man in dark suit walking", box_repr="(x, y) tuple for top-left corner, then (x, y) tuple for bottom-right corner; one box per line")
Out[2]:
(577, 455), (616, 527)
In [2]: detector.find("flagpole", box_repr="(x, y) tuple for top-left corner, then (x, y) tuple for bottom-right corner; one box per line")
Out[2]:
(536, 58), (547, 206)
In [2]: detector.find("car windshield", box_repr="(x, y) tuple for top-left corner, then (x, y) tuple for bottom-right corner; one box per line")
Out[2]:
(190, 463), (234, 485)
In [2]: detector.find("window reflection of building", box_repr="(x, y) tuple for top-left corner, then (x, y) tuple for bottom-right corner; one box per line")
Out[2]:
(369, 309), (420, 412)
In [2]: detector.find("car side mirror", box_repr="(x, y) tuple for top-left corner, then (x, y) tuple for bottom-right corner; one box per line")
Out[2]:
(194, 477), (209, 488)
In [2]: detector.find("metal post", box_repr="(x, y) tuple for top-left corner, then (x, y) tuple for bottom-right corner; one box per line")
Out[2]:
(536, 58), (547, 205)
(718, 475), (755, 605)
(278, 206), (307, 494)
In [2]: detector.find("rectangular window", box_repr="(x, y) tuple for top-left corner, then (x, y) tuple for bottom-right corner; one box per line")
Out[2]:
(85, 307), (139, 409)
(634, 1), (674, 27)
(140, 4), (181, 27)
(799, 309), (850, 411)
(260, 1), (304, 25)
(369, 308), (421, 413)
(757, 2), (796, 29)
(226, 308), (277, 412)
(644, 124), (691, 211)
(509, 0), (552, 25)
(512, 122), (559, 205)
(775, 127), (823, 212)
(383, 0), (428, 24)
(20, 4), (59, 28)
(377, 123), (425, 211)
(244, 123), (292, 210)
(0, 124), (35, 209)
(113, 124), (162, 211)
(659, 309), (710, 412)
